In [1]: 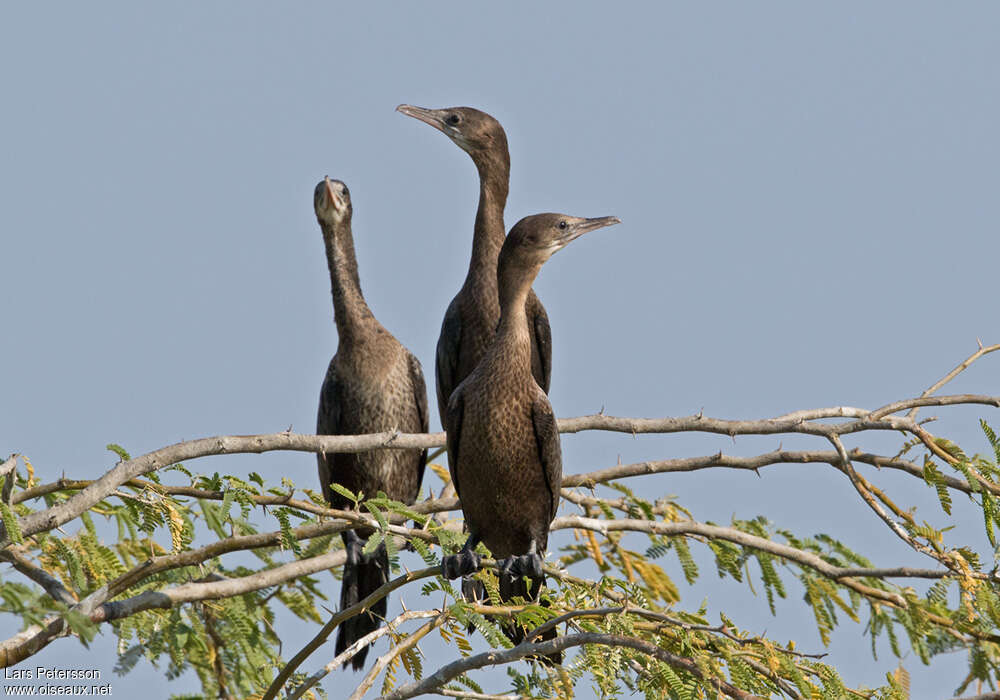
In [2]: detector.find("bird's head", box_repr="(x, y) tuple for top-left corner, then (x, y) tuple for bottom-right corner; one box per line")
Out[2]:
(500, 213), (621, 271)
(313, 177), (352, 227)
(396, 104), (507, 163)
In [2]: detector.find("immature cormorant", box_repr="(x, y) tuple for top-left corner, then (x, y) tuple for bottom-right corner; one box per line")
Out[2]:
(396, 105), (552, 425)
(313, 177), (429, 670)
(441, 212), (620, 659)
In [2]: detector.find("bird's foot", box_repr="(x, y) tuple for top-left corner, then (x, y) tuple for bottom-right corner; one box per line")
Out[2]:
(499, 552), (544, 580)
(441, 549), (481, 579)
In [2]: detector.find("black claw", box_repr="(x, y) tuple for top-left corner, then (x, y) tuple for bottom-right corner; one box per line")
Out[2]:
(519, 553), (544, 578)
(441, 549), (481, 580)
(499, 553), (544, 580)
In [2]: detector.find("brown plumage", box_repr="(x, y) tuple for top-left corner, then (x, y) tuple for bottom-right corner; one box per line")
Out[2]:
(440, 212), (620, 662)
(396, 105), (552, 426)
(313, 177), (429, 670)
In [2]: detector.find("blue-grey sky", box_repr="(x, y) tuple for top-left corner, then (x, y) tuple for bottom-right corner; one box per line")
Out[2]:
(3, 3), (998, 698)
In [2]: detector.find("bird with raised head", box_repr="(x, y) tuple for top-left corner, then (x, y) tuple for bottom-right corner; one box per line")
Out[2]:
(440, 212), (620, 662)
(312, 177), (429, 670)
(396, 105), (552, 426)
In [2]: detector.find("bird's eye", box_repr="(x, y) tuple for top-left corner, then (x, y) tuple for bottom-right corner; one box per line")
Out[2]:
(341, 185), (349, 196)
(558, 221), (568, 230)
(446, 114), (460, 126)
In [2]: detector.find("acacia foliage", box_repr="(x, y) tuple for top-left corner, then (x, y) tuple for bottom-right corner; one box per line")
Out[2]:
(1, 389), (1000, 698)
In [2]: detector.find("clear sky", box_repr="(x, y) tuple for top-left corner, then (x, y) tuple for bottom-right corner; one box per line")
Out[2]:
(2, 3), (998, 698)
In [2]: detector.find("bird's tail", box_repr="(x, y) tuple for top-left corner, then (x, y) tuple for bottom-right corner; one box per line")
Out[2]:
(498, 574), (562, 666)
(336, 542), (389, 671)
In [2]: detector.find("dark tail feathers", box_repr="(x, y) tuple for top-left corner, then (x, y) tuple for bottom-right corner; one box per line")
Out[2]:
(498, 574), (562, 666)
(336, 543), (389, 671)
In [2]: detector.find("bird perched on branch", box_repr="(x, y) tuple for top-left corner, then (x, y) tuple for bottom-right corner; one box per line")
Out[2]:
(440, 212), (620, 662)
(312, 177), (429, 670)
(396, 105), (552, 425)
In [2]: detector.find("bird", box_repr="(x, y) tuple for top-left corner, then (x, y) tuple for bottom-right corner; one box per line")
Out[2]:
(396, 105), (552, 427)
(312, 177), (429, 670)
(440, 212), (620, 661)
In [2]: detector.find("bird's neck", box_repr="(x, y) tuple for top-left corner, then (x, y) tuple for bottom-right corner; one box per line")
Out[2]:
(492, 262), (539, 371)
(323, 220), (374, 337)
(465, 150), (510, 286)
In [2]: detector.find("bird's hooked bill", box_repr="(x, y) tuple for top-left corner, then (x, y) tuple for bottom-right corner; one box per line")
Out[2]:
(555, 216), (621, 248)
(324, 177), (346, 214)
(396, 104), (446, 131)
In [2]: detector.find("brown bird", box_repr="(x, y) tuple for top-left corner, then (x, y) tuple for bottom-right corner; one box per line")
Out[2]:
(440, 212), (620, 658)
(396, 105), (552, 426)
(313, 177), (429, 670)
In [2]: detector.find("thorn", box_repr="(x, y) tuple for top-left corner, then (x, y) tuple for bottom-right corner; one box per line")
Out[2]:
(599, 405), (606, 416)
(978, 337), (984, 349)
(285, 424), (293, 433)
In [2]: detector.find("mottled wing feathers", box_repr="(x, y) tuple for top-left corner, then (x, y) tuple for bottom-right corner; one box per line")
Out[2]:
(531, 394), (562, 520)
(445, 390), (465, 500)
(435, 299), (464, 424)
(407, 351), (430, 492)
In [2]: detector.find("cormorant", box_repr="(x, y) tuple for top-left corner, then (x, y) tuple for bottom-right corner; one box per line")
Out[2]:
(395, 105), (552, 426)
(440, 212), (620, 660)
(313, 177), (429, 670)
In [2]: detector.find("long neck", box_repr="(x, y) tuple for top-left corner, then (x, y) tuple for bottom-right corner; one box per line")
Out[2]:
(465, 147), (510, 284)
(493, 258), (539, 368)
(322, 219), (373, 337)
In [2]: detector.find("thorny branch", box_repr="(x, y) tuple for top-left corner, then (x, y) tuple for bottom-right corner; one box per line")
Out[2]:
(5, 392), (997, 554)
(2, 345), (999, 696)
(379, 632), (764, 700)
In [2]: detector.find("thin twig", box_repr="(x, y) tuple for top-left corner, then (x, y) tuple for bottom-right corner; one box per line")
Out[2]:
(0, 547), (77, 606)
(285, 609), (441, 700)
(347, 612), (447, 700)
(907, 342), (1000, 420)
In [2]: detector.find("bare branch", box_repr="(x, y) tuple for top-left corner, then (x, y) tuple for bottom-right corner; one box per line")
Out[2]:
(907, 342), (1000, 420)
(518, 605), (825, 660)
(263, 564), (439, 700)
(348, 612), (447, 700)
(0, 546), (77, 606)
(380, 632), (764, 700)
(433, 691), (528, 700)
(286, 609), (442, 700)
(6, 393), (996, 552)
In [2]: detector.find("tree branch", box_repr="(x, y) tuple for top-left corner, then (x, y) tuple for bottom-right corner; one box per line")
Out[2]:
(0, 546), (77, 606)
(7, 393), (995, 551)
(907, 341), (1000, 420)
(285, 609), (442, 700)
(380, 632), (764, 700)
(348, 612), (447, 700)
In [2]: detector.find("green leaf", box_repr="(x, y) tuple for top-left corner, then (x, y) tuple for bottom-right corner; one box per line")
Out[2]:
(0, 500), (23, 545)
(328, 482), (359, 505)
(106, 443), (132, 461)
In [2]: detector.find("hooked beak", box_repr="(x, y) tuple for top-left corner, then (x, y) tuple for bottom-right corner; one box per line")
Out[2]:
(324, 176), (347, 215)
(396, 104), (448, 134)
(555, 216), (621, 249)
